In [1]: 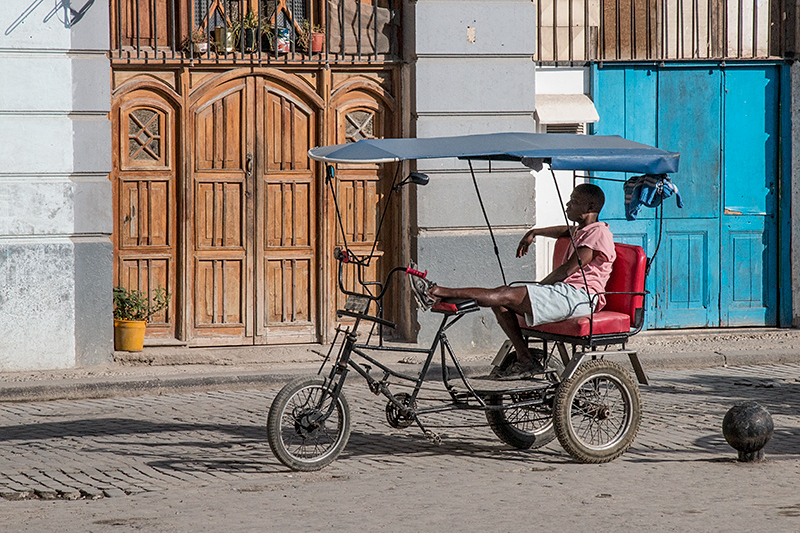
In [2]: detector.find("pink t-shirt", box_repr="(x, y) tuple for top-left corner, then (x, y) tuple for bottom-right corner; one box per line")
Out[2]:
(558, 221), (616, 310)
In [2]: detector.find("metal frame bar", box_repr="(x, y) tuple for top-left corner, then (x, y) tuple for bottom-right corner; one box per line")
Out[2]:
(111, 0), (399, 65)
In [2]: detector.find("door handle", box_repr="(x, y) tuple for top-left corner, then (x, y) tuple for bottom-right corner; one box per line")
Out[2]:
(246, 152), (253, 178)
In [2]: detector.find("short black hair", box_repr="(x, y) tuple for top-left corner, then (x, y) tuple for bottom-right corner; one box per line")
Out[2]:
(574, 183), (605, 213)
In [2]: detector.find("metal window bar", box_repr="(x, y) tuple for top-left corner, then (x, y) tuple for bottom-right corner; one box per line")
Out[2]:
(153, 0), (158, 59)
(135, 0), (141, 58)
(170, 0), (176, 58)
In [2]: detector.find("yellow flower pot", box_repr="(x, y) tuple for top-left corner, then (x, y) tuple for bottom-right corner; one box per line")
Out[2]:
(114, 319), (147, 352)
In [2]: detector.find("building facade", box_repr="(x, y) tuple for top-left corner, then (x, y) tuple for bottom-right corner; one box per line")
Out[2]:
(0, 0), (799, 371)
(0, 1), (113, 370)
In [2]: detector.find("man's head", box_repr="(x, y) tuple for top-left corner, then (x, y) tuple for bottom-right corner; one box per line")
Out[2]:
(565, 183), (605, 223)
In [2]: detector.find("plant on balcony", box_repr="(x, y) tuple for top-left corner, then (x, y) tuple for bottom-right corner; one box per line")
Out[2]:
(231, 10), (273, 53)
(297, 20), (325, 54)
(182, 28), (213, 55)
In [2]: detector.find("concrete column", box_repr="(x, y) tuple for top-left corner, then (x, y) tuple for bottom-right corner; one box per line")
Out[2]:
(410, 0), (537, 353)
(0, 2), (112, 370)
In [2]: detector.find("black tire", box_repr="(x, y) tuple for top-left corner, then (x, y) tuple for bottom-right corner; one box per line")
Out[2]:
(553, 360), (641, 463)
(267, 377), (351, 472)
(486, 392), (556, 450)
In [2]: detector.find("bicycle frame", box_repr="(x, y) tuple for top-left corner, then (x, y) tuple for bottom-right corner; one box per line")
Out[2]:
(314, 253), (557, 433)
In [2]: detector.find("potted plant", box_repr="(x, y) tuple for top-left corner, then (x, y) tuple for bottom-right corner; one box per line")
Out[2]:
(297, 20), (324, 54)
(310, 24), (325, 53)
(183, 28), (212, 55)
(113, 286), (171, 352)
(231, 11), (272, 53)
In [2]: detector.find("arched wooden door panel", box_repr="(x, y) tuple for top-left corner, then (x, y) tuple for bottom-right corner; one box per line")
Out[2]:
(189, 78), (252, 344)
(331, 85), (398, 324)
(188, 74), (318, 345)
(255, 80), (317, 343)
(113, 90), (178, 341)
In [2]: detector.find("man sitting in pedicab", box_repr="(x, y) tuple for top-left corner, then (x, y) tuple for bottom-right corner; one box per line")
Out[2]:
(409, 183), (615, 380)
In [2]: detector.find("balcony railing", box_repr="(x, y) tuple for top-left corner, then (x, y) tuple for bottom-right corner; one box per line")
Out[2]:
(537, 0), (795, 64)
(111, 0), (401, 65)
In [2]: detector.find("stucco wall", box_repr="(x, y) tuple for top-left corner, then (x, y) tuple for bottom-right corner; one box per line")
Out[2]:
(0, 1), (112, 370)
(411, 0), (537, 354)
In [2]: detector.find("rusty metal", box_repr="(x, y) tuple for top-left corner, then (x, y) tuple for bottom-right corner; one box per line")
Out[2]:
(111, 0), (400, 66)
(534, 0), (789, 65)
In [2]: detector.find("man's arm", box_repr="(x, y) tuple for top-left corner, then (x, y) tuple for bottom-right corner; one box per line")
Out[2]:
(539, 246), (596, 285)
(516, 225), (572, 258)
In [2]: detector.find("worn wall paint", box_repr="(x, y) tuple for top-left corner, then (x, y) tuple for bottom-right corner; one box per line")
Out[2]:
(0, 1), (113, 370)
(0, 242), (75, 370)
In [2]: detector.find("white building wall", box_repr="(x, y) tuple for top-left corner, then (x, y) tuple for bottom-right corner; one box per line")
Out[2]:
(0, 2), (112, 370)
(532, 67), (591, 280)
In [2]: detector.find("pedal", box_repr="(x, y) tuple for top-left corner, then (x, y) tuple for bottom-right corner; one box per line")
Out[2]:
(424, 430), (442, 445)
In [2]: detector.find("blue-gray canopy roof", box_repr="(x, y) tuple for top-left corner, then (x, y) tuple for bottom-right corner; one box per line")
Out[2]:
(308, 132), (680, 174)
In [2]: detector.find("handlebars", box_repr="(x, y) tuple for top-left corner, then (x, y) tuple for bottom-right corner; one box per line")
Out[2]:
(334, 246), (409, 305)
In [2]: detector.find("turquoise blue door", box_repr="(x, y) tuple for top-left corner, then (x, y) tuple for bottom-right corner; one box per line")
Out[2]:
(592, 64), (781, 328)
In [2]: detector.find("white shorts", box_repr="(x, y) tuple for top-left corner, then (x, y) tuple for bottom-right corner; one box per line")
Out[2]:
(524, 282), (593, 327)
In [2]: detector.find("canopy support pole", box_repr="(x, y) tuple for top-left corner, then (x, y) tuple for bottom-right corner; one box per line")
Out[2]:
(468, 160), (507, 285)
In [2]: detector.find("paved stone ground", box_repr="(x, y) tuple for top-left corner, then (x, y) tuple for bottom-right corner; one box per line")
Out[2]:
(0, 364), (799, 531)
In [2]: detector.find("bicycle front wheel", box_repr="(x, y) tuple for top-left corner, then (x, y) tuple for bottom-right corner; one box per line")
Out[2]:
(267, 377), (351, 471)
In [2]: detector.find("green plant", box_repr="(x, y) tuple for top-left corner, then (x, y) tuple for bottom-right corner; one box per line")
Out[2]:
(113, 286), (171, 322)
(297, 20), (323, 52)
(230, 10), (272, 51)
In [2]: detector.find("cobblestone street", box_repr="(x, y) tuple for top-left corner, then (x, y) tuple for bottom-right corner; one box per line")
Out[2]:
(0, 363), (799, 531)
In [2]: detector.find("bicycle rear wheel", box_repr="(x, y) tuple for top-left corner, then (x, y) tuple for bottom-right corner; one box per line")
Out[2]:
(553, 360), (641, 463)
(486, 391), (555, 450)
(267, 377), (351, 471)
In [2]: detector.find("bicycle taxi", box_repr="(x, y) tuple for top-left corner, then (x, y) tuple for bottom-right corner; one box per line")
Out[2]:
(266, 132), (680, 471)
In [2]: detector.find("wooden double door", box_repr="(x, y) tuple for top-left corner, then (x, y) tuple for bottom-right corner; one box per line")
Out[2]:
(189, 75), (318, 345)
(114, 69), (399, 347)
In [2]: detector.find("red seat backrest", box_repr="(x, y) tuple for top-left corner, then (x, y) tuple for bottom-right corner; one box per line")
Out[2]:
(552, 236), (646, 327)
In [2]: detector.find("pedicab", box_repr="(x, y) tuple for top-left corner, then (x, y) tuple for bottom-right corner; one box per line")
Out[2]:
(266, 132), (680, 471)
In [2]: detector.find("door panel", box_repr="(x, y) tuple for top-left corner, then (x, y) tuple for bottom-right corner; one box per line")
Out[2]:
(594, 64), (778, 328)
(657, 67), (721, 220)
(657, 220), (720, 327)
(190, 78), (251, 343)
(721, 66), (779, 325)
(256, 80), (317, 343)
(114, 94), (178, 340)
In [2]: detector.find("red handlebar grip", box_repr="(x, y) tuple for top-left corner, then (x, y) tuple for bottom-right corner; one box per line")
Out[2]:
(405, 265), (427, 279)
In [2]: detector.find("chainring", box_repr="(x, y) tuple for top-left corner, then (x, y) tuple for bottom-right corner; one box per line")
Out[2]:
(385, 392), (417, 429)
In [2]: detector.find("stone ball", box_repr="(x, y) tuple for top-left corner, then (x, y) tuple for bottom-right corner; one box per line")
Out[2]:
(722, 401), (774, 454)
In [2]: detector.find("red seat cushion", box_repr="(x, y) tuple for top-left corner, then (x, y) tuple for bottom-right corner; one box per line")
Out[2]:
(519, 311), (632, 337)
(551, 237), (646, 328)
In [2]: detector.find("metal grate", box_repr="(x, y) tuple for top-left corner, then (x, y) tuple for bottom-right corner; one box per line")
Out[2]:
(545, 123), (585, 134)
(536, 0), (794, 64)
(111, 0), (400, 65)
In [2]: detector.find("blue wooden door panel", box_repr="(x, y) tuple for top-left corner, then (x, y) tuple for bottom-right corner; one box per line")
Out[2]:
(657, 67), (721, 220)
(592, 66), (657, 221)
(655, 67), (721, 327)
(723, 67), (778, 215)
(720, 65), (779, 326)
(593, 63), (779, 329)
(657, 219), (720, 327)
(720, 219), (777, 325)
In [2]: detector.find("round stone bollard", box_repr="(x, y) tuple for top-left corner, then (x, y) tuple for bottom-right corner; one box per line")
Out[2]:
(722, 401), (774, 462)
